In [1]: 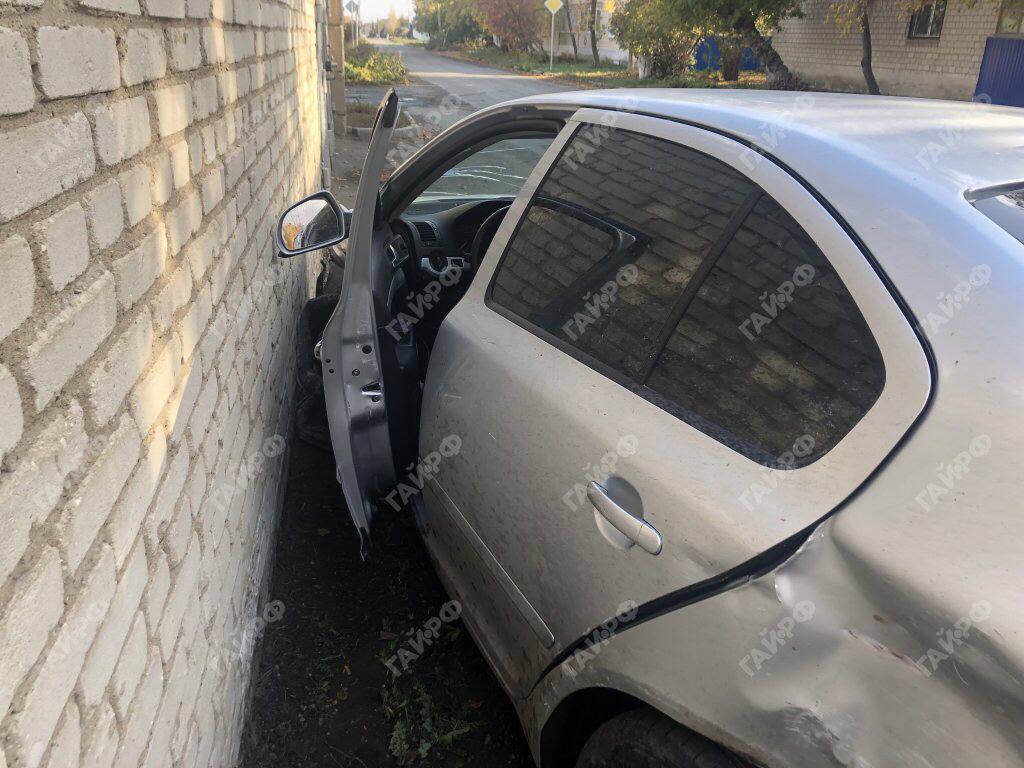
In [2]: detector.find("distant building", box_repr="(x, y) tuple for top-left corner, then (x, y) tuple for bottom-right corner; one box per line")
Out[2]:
(546, 0), (630, 64)
(541, 0), (1024, 105)
(773, 0), (1024, 104)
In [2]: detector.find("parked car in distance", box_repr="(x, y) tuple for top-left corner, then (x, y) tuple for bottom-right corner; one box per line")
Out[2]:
(275, 89), (1024, 768)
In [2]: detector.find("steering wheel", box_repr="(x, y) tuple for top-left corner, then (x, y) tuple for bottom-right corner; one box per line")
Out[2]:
(471, 205), (512, 272)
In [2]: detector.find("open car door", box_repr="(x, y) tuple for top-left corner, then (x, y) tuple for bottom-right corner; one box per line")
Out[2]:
(320, 90), (400, 557)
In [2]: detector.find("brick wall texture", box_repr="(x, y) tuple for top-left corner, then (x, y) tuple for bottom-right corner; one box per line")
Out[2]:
(773, 0), (1003, 99)
(0, 0), (326, 764)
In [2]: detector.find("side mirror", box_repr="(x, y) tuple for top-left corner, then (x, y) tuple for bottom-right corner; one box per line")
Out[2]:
(275, 190), (349, 257)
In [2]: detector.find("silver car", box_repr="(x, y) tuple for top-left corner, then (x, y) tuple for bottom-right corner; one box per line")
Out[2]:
(275, 89), (1024, 768)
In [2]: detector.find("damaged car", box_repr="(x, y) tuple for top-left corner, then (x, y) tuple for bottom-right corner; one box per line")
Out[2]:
(274, 89), (1024, 767)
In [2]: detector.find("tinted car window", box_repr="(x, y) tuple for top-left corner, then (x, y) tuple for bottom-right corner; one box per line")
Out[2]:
(491, 125), (759, 378)
(645, 195), (885, 465)
(489, 126), (884, 467)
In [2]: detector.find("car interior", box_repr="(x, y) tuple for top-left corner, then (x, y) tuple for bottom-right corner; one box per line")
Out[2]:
(375, 132), (559, 473)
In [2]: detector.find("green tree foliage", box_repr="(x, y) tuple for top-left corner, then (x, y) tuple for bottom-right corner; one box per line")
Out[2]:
(383, 9), (409, 36)
(609, 0), (704, 76)
(413, 0), (483, 46)
(613, 0), (802, 85)
(693, 0), (802, 86)
(475, 0), (545, 52)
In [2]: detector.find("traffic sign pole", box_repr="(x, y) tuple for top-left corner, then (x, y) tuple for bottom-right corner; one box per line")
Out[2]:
(543, 0), (563, 72)
(345, 0), (359, 45)
(549, 11), (555, 71)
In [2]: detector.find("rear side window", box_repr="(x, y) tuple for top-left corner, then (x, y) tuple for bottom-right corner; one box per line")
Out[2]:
(488, 126), (885, 467)
(644, 195), (885, 464)
(491, 125), (759, 379)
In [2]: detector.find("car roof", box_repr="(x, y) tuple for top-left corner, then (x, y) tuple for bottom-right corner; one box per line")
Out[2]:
(518, 89), (1024, 199)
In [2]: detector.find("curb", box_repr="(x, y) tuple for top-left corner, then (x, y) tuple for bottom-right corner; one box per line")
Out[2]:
(429, 48), (609, 90)
(345, 117), (421, 139)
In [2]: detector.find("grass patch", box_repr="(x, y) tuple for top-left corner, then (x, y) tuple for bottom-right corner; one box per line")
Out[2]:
(345, 42), (409, 85)
(440, 44), (767, 90)
(381, 679), (476, 763)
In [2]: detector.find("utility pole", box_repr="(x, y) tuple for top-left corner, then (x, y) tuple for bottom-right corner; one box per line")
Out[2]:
(329, 0), (346, 134)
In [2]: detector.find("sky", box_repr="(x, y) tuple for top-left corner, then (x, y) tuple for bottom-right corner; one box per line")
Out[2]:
(356, 0), (415, 21)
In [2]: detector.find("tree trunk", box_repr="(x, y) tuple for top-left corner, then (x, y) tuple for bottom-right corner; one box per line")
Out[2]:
(733, 14), (797, 88)
(860, 10), (881, 95)
(565, 3), (579, 60)
(588, 0), (599, 66)
(718, 36), (743, 81)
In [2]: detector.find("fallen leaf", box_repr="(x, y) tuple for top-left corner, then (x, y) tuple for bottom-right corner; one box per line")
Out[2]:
(317, 528), (331, 536)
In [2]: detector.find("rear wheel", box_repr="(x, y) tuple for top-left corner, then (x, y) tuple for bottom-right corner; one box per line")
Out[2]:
(575, 709), (748, 768)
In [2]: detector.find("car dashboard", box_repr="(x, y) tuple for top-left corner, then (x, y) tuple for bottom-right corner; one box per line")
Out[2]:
(396, 196), (514, 272)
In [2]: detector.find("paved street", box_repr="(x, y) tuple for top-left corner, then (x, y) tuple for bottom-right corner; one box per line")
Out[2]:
(383, 41), (570, 129)
(331, 41), (568, 205)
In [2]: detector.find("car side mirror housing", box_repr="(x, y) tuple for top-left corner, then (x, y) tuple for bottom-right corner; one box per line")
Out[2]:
(275, 190), (349, 257)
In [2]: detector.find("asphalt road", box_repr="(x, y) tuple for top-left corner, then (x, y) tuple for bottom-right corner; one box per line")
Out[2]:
(340, 39), (570, 137)
(382, 40), (570, 129)
(332, 41), (570, 204)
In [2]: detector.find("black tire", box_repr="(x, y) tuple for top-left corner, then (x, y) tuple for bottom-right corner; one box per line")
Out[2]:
(576, 709), (748, 768)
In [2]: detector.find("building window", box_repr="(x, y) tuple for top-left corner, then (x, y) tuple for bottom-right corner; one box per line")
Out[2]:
(997, 0), (1024, 34)
(908, 0), (947, 38)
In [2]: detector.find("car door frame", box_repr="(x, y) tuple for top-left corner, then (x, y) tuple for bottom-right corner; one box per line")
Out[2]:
(320, 91), (400, 559)
(419, 106), (933, 695)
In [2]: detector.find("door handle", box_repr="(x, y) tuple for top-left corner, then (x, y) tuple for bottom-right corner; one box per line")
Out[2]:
(587, 481), (662, 555)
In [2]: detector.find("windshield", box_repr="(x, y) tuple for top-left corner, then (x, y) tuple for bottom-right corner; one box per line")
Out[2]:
(406, 137), (552, 213)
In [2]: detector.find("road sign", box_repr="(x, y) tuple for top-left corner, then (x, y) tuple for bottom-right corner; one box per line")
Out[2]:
(544, 0), (563, 13)
(345, 0), (358, 12)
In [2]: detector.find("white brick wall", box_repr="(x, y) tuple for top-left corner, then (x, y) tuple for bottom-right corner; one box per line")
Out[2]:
(34, 203), (91, 291)
(0, 0), (325, 765)
(93, 97), (154, 167)
(774, 0), (1001, 99)
(37, 27), (121, 99)
(0, 28), (33, 116)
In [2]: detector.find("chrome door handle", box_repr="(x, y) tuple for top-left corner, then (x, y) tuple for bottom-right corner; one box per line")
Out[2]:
(587, 481), (662, 555)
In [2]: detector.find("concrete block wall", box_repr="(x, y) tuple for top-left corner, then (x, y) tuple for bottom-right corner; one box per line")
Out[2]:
(774, 0), (1003, 99)
(0, 0), (327, 765)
